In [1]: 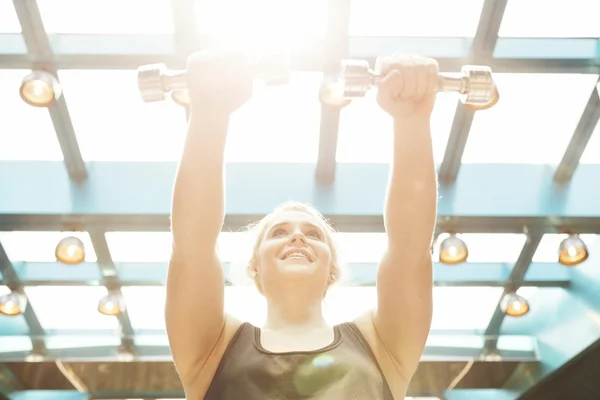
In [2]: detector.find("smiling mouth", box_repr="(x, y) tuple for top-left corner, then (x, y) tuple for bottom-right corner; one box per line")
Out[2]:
(281, 251), (312, 262)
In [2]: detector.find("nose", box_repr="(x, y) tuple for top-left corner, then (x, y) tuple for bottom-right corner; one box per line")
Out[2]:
(288, 230), (307, 244)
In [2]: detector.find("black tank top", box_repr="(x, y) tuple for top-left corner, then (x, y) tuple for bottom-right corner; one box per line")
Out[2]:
(204, 322), (394, 400)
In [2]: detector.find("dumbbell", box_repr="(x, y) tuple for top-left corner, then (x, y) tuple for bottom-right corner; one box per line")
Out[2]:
(137, 53), (291, 105)
(320, 59), (500, 110)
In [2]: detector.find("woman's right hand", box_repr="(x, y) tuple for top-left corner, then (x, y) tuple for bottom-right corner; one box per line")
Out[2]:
(186, 49), (254, 117)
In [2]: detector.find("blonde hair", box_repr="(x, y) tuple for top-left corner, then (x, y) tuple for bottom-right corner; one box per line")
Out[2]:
(228, 201), (347, 289)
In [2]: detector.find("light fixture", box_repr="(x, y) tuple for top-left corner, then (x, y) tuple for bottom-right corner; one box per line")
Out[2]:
(0, 291), (27, 316)
(19, 70), (62, 107)
(55, 236), (85, 265)
(558, 234), (588, 266)
(98, 293), (125, 316)
(438, 234), (468, 264)
(500, 292), (529, 317)
(171, 89), (190, 107)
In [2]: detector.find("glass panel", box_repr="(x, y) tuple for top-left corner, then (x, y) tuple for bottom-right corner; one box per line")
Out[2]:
(218, 232), (254, 263)
(195, 0), (327, 47)
(499, 0), (600, 38)
(336, 92), (457, 163)
(14, 261), (101, 282)
(533, 234), (598, 262)
(121, 286), (165, 330)
(37, 0), (174, 34)
(580, 120), (600, 164)
(0, 70), (63, 160)
(225, 73), (322, 162)
(335, 233), (387, 263)
(134, 334), (169, 346)
(0, 286), (31, 336)
(349, 0), (485, 37)
(137, 285), (502, 330)
(433, 233), (527, 263)
(0, 336), (31, 353)
(23, 286), (118, 331)
(431, 287), (503, 331)
(463, 74), (599, 163)
(496, 335), (536, 351)
(0, 0), (21, 33)
(105, 232), (172, 262)
(57, 70), (188, 161)
(501, 287), (567, 334)
(0, 231), (96, 262)
(46, 335), (120, 349)
(327, 286), (503, 331)
(124, 285), (501, 332)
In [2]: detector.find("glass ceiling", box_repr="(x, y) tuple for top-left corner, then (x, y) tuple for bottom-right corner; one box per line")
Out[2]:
(1, 0), (600, 368)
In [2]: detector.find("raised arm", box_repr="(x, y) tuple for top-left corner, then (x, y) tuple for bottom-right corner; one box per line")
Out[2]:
(166, 51), (253, 385)
(370, 54), (438, 380)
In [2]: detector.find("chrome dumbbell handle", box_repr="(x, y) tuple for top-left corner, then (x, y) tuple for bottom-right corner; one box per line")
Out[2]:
(333, 59), (499, 109)
(138, 53), (291, 104)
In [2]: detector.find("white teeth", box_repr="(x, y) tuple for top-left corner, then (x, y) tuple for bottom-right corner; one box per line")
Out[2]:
(284, 252), (309, 261)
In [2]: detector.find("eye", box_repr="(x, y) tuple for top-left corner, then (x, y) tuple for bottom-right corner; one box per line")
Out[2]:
(306, 230), (322, 239)
(272, 228), (287, 237)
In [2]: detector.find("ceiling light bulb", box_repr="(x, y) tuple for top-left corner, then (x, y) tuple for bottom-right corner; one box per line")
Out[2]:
(500, 292), (529, 317)
(438, 234), (468, 264)
(19, 70), (62, 107)
(558, 234), (588, 266)
(0, 292), (27, 316)
(98, 293), (124, 316)
(55, 236), (85, 265)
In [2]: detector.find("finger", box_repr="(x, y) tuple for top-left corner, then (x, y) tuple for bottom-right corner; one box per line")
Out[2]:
(426, 59), (439, 95)
(375, 55), (390, 76)
(377, 69), (403, 104)
(412, 55), (428, 101)
(399, 56), (416, 101)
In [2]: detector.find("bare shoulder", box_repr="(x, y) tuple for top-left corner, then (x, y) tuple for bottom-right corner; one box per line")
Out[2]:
(182, 313), (243, 399)
(353, 311), (410, 399)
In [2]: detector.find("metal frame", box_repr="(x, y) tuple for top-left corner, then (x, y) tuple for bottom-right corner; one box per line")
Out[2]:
(0, 243), (45, 354)
(315, 0), (351, 183)
(438, 0), (507, 184)
(484, 229), (544, 350)
(11, 0), (87, 183)
(2, 261), (572, 289)
(554, 78), (600, 183)
(2, 0), (600, 398)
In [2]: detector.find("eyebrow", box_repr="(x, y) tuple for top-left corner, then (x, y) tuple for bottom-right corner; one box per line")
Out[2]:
(267, 221), (323, 234)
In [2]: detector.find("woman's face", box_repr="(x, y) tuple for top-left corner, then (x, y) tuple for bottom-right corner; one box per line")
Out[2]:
(252, 210), (334, 295)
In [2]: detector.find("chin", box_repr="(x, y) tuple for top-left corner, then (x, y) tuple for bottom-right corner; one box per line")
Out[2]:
(277, 260), (319, 275)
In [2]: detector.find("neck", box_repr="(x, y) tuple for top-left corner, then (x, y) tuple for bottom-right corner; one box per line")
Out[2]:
(264, 293), (327, 331)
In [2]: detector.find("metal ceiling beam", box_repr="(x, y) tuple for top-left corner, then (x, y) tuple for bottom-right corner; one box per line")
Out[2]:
(2, 33), (599, 73)
(87, 230), (134, 352)
(483, 229), (544, 351)
(11, 0), (87, 183)
(315, 0), (351, 184)
(3, 261), (572, 288)
(438, 0), (508, 184)
(554, 79), (600, 183)
(1, 162), (600, 232)
(0, 243), (45, 354)
(0, 336), (539, 360)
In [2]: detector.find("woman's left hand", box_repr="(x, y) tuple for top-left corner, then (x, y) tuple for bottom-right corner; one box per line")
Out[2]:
(375, 53), (439, 121)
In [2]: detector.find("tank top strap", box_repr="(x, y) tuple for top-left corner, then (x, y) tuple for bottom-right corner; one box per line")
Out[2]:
(337, 322), (385, 374)
(211, 321), (254, 378)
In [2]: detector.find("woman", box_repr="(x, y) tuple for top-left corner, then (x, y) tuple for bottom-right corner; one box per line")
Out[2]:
(166, 50), (438, 399)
